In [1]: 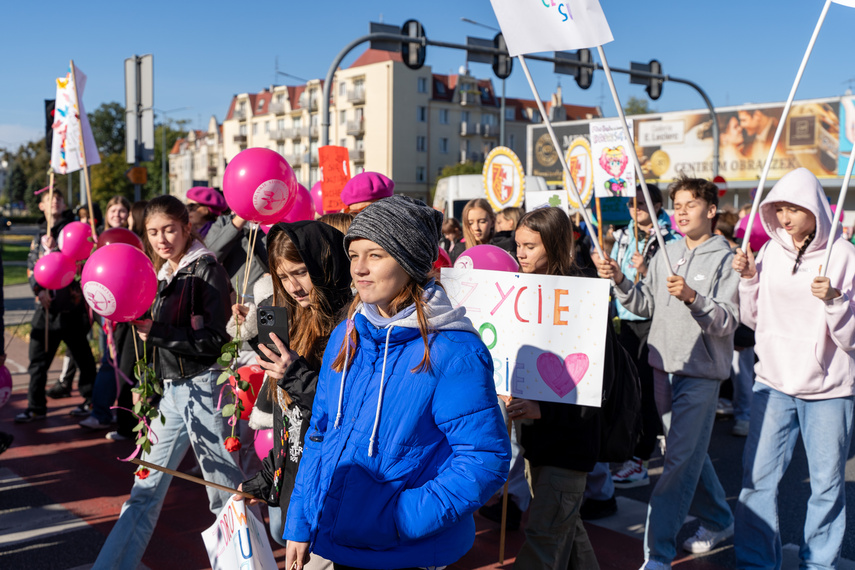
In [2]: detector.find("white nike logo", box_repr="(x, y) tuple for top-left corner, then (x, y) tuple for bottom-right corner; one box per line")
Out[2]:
(693, 274), (706, 281)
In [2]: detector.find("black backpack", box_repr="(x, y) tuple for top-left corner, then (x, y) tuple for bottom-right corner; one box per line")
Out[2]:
(597, 324), (643, 463)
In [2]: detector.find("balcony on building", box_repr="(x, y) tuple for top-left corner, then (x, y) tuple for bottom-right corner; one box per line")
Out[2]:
(208, 165), (218, 176)
(481, 124), (497, 138)
(233, 109), (247, 121)
(351, 149), (365, 163)
(460, 121), (482, 136)
(299, 126), (311, 138)
(459, 90), (480, 106)
(309, 99), (319, 112)
(347, 120), (365, 136)
(309, 125), (320, 138)
(233, 134), (248, 145)
(270, 102), (286, 115)
(460, 150), (485, 163)
(347, 88), (366, 104)
(289, 128), (301, 140)
(270, 129), (288, 141)
(286, 153), (303, 166)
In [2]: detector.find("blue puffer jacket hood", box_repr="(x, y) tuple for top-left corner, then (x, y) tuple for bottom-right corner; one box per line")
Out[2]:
(284, 285), (510, 569)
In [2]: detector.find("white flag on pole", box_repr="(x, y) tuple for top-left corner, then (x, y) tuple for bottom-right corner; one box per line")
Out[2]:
(51, 65), (100, 174)
(489, 0), (613, 57)
(832, 1), (855, 7)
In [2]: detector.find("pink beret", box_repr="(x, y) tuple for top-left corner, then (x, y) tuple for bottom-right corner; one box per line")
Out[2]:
(340, 172), (395, 206)
(186, 187), (226, 215)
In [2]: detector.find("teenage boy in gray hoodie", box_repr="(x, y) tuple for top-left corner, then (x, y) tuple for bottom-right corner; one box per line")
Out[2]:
(596, 176), (739, 570)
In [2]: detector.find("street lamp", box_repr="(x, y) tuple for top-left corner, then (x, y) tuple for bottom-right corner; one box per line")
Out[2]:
(155, 107), (191, 195)
(461, 17), (506, 147)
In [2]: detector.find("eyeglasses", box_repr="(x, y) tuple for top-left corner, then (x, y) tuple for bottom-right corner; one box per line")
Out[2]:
(186, 203), (202, 212)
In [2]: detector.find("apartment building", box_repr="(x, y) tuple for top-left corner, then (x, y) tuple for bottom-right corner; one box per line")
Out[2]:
(172, 48), (600, 200)
(168, 116), (224, 200)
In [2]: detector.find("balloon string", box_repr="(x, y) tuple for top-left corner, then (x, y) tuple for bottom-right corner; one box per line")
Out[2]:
(240, 224), (259, 303)
(110, 405), (159, 462)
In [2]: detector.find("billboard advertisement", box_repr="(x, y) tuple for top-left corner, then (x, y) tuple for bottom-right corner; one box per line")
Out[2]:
(528, 96), (855, 185)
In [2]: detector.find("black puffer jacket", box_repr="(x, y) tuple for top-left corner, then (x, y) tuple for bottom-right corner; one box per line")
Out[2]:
(148, 243), (231, 380)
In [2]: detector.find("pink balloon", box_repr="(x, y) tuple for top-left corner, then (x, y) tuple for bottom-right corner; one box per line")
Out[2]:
(223, 148), (298, 224)
(435, 247), (452, 269)
(81, 244), (157, 322)
(254, 429), (274, 461)
(0, 365), (11, 409)
(735, 213), (770, 253)
(281, 184), (316, 222)
(34, 252), (77, 289)
(454, 245), (519, 272)
(670, 214), (684, 237)
(58, 221), (95, 261)
(97, 227), (143, 250)
(311, 181), (327, 215)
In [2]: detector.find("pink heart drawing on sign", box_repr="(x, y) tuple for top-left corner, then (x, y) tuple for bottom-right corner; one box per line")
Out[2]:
(535, 352), (589, 398)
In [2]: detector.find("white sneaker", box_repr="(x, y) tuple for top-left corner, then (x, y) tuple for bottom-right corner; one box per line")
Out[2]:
(716, 398), (734, 416)
(613, 457), (649, 488)
(682, 524), (734, 553)
(105, 431), (129, 441)
(638, 560), (670, 569)
(79, 416), (112, 430)
(732, 419), (750, 437)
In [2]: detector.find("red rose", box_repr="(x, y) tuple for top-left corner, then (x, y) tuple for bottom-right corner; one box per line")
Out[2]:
(224, 436), (242, 452)
(135, 468), (150, 480)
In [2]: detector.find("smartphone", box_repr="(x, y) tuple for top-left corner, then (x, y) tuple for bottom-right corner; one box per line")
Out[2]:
(257, 305), (290, 358)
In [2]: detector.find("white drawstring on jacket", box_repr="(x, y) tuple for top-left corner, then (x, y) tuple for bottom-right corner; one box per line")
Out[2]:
(333, 322), (354, 430)
(368, 326), (394, 457)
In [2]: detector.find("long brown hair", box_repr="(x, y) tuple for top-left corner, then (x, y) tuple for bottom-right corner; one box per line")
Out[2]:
(461, 198), (495, 249)
(143, 195), (202, 272)
(332, 278), (434, 374)
(268, 230), (338, 369)
(517, 208), (578, 277)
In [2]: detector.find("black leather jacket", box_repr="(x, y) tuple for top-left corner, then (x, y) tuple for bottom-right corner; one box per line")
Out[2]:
(148, 253), (231, 380)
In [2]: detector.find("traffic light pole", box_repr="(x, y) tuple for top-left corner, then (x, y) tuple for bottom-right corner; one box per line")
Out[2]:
(320, 32), (718, 176)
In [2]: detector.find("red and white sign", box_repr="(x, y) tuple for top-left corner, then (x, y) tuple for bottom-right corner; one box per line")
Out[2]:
(713, 175), (727, 198)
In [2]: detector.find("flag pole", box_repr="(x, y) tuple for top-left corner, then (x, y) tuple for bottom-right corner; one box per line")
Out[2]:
(595, 45), (673, 275)
(69, 59), (98, 239)
(821, 141), (855, 277)
(740, 0), (832, 254)
(517, 55), (606, 260)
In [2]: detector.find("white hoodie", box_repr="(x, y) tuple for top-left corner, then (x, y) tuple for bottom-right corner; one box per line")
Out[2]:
(739, 168), (855, 399)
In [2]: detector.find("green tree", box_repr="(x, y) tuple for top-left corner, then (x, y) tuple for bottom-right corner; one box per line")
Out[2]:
(88, 102), (127, 156)
(90, 153), (134, 205)
(7, 163), (27, 204)
(624, 96), (654, 116)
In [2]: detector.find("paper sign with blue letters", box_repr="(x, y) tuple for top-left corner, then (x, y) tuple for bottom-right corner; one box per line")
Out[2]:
(202, 497), (277, 570)
(441, 267), (609, 407)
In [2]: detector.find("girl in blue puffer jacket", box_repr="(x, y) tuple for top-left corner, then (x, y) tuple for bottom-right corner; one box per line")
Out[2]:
(284, 195), (511, 570)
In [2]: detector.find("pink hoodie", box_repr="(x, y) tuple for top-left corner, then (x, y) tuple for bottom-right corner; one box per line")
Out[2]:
(739, 168), (855, 400)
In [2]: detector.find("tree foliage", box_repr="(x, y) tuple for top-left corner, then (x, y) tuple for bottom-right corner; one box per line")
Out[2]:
(624, 96), (654, 116)
(89, 101), (127, 156)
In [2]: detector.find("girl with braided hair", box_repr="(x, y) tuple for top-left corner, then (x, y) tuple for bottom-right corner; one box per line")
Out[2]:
(732, 168), (855, 569)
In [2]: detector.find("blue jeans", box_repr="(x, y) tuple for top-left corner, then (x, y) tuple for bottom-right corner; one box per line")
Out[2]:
(90, 355), (117, 424)
(731, 348), (755, 421)
(735, 384), (854, 570)
(93, 369), (244, 570)
(645, 374), (733, 564)
(497, 396), (532, 511)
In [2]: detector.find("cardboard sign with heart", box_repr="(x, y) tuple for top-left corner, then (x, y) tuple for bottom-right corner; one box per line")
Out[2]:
(535, 352), (590, 398)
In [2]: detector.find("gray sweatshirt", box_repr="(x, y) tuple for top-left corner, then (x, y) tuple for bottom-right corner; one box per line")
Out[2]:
(612, 234), (739, 380)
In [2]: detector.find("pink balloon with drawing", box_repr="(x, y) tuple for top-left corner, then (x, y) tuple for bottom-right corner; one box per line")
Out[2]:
(81, 244), (158, 322)
(223, 148), (298, 224)
(280, 184), (316, 222)
(454, 245), (519, 272)
(34, 252), (77, 290)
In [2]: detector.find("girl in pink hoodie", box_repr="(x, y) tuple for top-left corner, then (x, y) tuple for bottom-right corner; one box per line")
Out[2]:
(732, 168), (855, 569)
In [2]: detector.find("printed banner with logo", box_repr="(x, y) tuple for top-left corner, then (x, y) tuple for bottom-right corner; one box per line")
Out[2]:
(483, 146), (525, 211)
(590, 119), (635, 198)
(441, 267), (609, 407)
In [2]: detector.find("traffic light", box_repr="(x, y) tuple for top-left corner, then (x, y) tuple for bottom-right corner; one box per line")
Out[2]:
(401, 19), (427, 71)
(553, 49), (593, 90)
(492, 33), (512, 80)
(630, 59), (664, 100)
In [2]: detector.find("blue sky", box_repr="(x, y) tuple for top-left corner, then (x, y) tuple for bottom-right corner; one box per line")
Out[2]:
(2, 0), (854, 151)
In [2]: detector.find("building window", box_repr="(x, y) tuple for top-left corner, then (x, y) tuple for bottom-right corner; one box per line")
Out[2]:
(340, 138), (347, 147)
(416, 136), (426, 152)
(265, 121), (270, 132)
(417, 77), (428, 93)
(416, 166), (426, 182)
(340, 110), (347, 124)
(277, 118), (285, 130)
(439, 138), (449, 153)
(339, 82), (346, 96)
(276, 94), (284, 103)
(505, 107), (515, 120)
(239, 124), (247, 135)
(257, 99), (264, 111)
(482, 114), (496, 126)
(277, 143), (285, 155)
(252, 124), (258, 135)
(509, 134), (515, 150)
(417, 106), (427, 122)
(439, 109), (449, 124)
(461, 110), (470, 123)
(293, 117), (302, 128)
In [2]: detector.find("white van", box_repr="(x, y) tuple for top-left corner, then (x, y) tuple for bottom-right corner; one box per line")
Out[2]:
(433, 174), (549, 220)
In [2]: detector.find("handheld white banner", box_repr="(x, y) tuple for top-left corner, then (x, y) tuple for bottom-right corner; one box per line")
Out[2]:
(832, 1), (855, 7)
(50, 65), (100, 174)
(441, 267), (609, 407)
(489, 0), (613, 57)
(590, 119), (636, 198)
(202, 497), (278, 570)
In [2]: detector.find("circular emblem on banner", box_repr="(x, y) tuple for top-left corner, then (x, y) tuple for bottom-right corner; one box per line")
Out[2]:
(563, 138), (594, 209)
(535, 133), (558, 167)
(650, 150), (671, 178)
(252, 179), (290, 215)
(483, 147), (525, 212)
(83, 281), (117, 317)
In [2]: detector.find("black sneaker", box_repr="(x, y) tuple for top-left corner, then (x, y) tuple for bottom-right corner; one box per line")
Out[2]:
(15, 410), (47, 423)
(47, 382), (72, 399)
(69, 402), (92, 417)
(0, 432), (14, 455)
(478, 499), (522, 531)
(580, 495), (617, 521)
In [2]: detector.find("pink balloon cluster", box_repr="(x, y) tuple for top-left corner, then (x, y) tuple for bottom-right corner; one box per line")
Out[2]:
(34, 222), (96, 290)
(223, 148), (299, 224)
(254, 428), (274, 461)
(81, 244), (158, 322)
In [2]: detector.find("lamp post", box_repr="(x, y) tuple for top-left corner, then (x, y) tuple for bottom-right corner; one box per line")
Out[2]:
(156, 107), (191, 195)
(461, 17), (505, 147)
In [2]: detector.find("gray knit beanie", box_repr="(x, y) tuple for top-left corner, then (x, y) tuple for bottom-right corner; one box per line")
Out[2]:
(345, 195), (443, 284)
